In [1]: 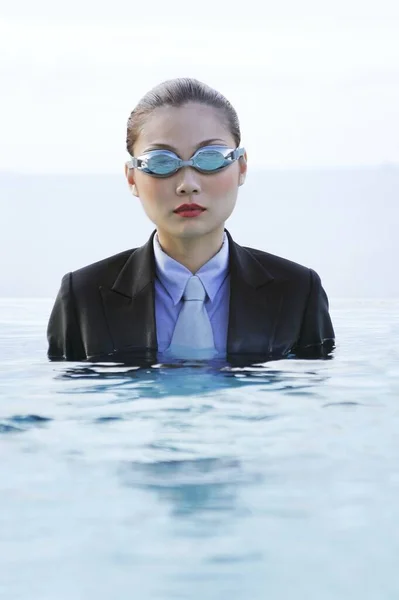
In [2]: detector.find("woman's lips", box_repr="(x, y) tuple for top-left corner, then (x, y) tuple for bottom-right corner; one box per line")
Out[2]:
(174, 203), (206, 218)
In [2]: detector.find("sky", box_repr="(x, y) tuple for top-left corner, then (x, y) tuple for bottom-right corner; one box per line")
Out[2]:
(1, 0), (398, 172)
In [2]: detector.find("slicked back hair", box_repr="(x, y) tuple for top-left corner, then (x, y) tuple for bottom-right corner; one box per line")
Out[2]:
(126, 78), (241, 156)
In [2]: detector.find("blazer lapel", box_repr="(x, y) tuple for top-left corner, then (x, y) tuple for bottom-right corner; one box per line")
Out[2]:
(226, 232), (283, 357)
(100, 233), (158, 356)
(99, 229), (284, 360)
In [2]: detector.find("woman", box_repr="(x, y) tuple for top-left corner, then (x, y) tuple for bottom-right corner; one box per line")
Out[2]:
(47, 78), (335, 363)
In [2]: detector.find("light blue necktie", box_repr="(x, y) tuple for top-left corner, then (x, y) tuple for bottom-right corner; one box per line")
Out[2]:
(167, 276), (217, 359)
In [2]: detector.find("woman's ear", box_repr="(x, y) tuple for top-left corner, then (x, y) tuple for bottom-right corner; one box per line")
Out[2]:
(238, 151), (248, 186)
(124, 163), (139, 197)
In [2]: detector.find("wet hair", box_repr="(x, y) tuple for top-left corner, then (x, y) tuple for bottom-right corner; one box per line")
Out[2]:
(126, 77), (241, 156)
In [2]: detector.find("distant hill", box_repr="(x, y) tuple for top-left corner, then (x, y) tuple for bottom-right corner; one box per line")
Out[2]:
(1, 167), (398, 298)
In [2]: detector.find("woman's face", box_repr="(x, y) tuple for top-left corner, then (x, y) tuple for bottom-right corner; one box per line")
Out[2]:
(125, 102), (247, 242)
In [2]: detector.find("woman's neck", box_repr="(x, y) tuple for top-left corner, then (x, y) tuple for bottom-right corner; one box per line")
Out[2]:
(157, 227), (225, 274)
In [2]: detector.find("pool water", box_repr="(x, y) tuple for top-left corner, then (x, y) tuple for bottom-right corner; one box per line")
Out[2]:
(0, 298), (398, 599)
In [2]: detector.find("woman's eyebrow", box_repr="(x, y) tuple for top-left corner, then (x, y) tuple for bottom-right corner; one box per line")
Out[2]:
(145, 139), (228, 153)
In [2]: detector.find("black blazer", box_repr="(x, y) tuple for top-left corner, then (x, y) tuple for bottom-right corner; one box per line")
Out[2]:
(47, 230), (335, 363)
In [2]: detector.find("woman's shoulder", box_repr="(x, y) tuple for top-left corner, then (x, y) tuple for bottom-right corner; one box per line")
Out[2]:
(65, 247), (138, 291)
(240, 244), (315, 280)
(77, 247), (135, 273)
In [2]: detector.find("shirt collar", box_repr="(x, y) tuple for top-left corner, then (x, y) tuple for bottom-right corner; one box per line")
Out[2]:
(153, 232), (229, 305)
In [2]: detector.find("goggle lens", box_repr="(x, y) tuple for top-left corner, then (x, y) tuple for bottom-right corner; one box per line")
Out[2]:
(147, 154), (179, 175)
(195, 149), (226, 171)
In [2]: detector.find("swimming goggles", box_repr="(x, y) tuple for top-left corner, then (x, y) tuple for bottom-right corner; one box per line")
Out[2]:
(127, 145), (245, 177)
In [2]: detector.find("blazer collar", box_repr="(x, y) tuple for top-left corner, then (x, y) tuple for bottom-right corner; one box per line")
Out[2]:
(225, 230), (274, 289)
(225, 230), (281, 358)
(100, 233), (158, 358)
(110, 229), (272, 298)
(101, 229), (279, 361)
(111, 232), (156, 299)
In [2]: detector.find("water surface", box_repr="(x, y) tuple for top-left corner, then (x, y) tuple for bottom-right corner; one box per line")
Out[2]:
(0, 298), (398, 599)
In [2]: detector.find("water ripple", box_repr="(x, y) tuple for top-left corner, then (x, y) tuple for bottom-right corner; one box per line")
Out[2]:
(0, 414), (52, 434)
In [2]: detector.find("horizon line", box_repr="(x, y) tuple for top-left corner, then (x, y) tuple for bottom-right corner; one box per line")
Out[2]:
(1, 162), (398, 177)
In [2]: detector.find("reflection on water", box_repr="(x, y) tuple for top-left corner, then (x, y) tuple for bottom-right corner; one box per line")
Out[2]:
(121, 457), (245, 519)
(56, 358), (329, 402)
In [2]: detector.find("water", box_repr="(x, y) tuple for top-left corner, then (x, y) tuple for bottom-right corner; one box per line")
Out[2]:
(0, 298), (398, 599)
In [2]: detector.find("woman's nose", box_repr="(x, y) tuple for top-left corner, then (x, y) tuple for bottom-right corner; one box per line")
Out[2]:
(175, 168), (202, 196)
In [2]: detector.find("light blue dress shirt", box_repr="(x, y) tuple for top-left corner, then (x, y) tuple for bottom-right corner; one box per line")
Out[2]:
(153, 232), (230, 357)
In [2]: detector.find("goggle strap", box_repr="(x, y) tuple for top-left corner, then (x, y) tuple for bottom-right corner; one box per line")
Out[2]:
(232, 148), (245, 160)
